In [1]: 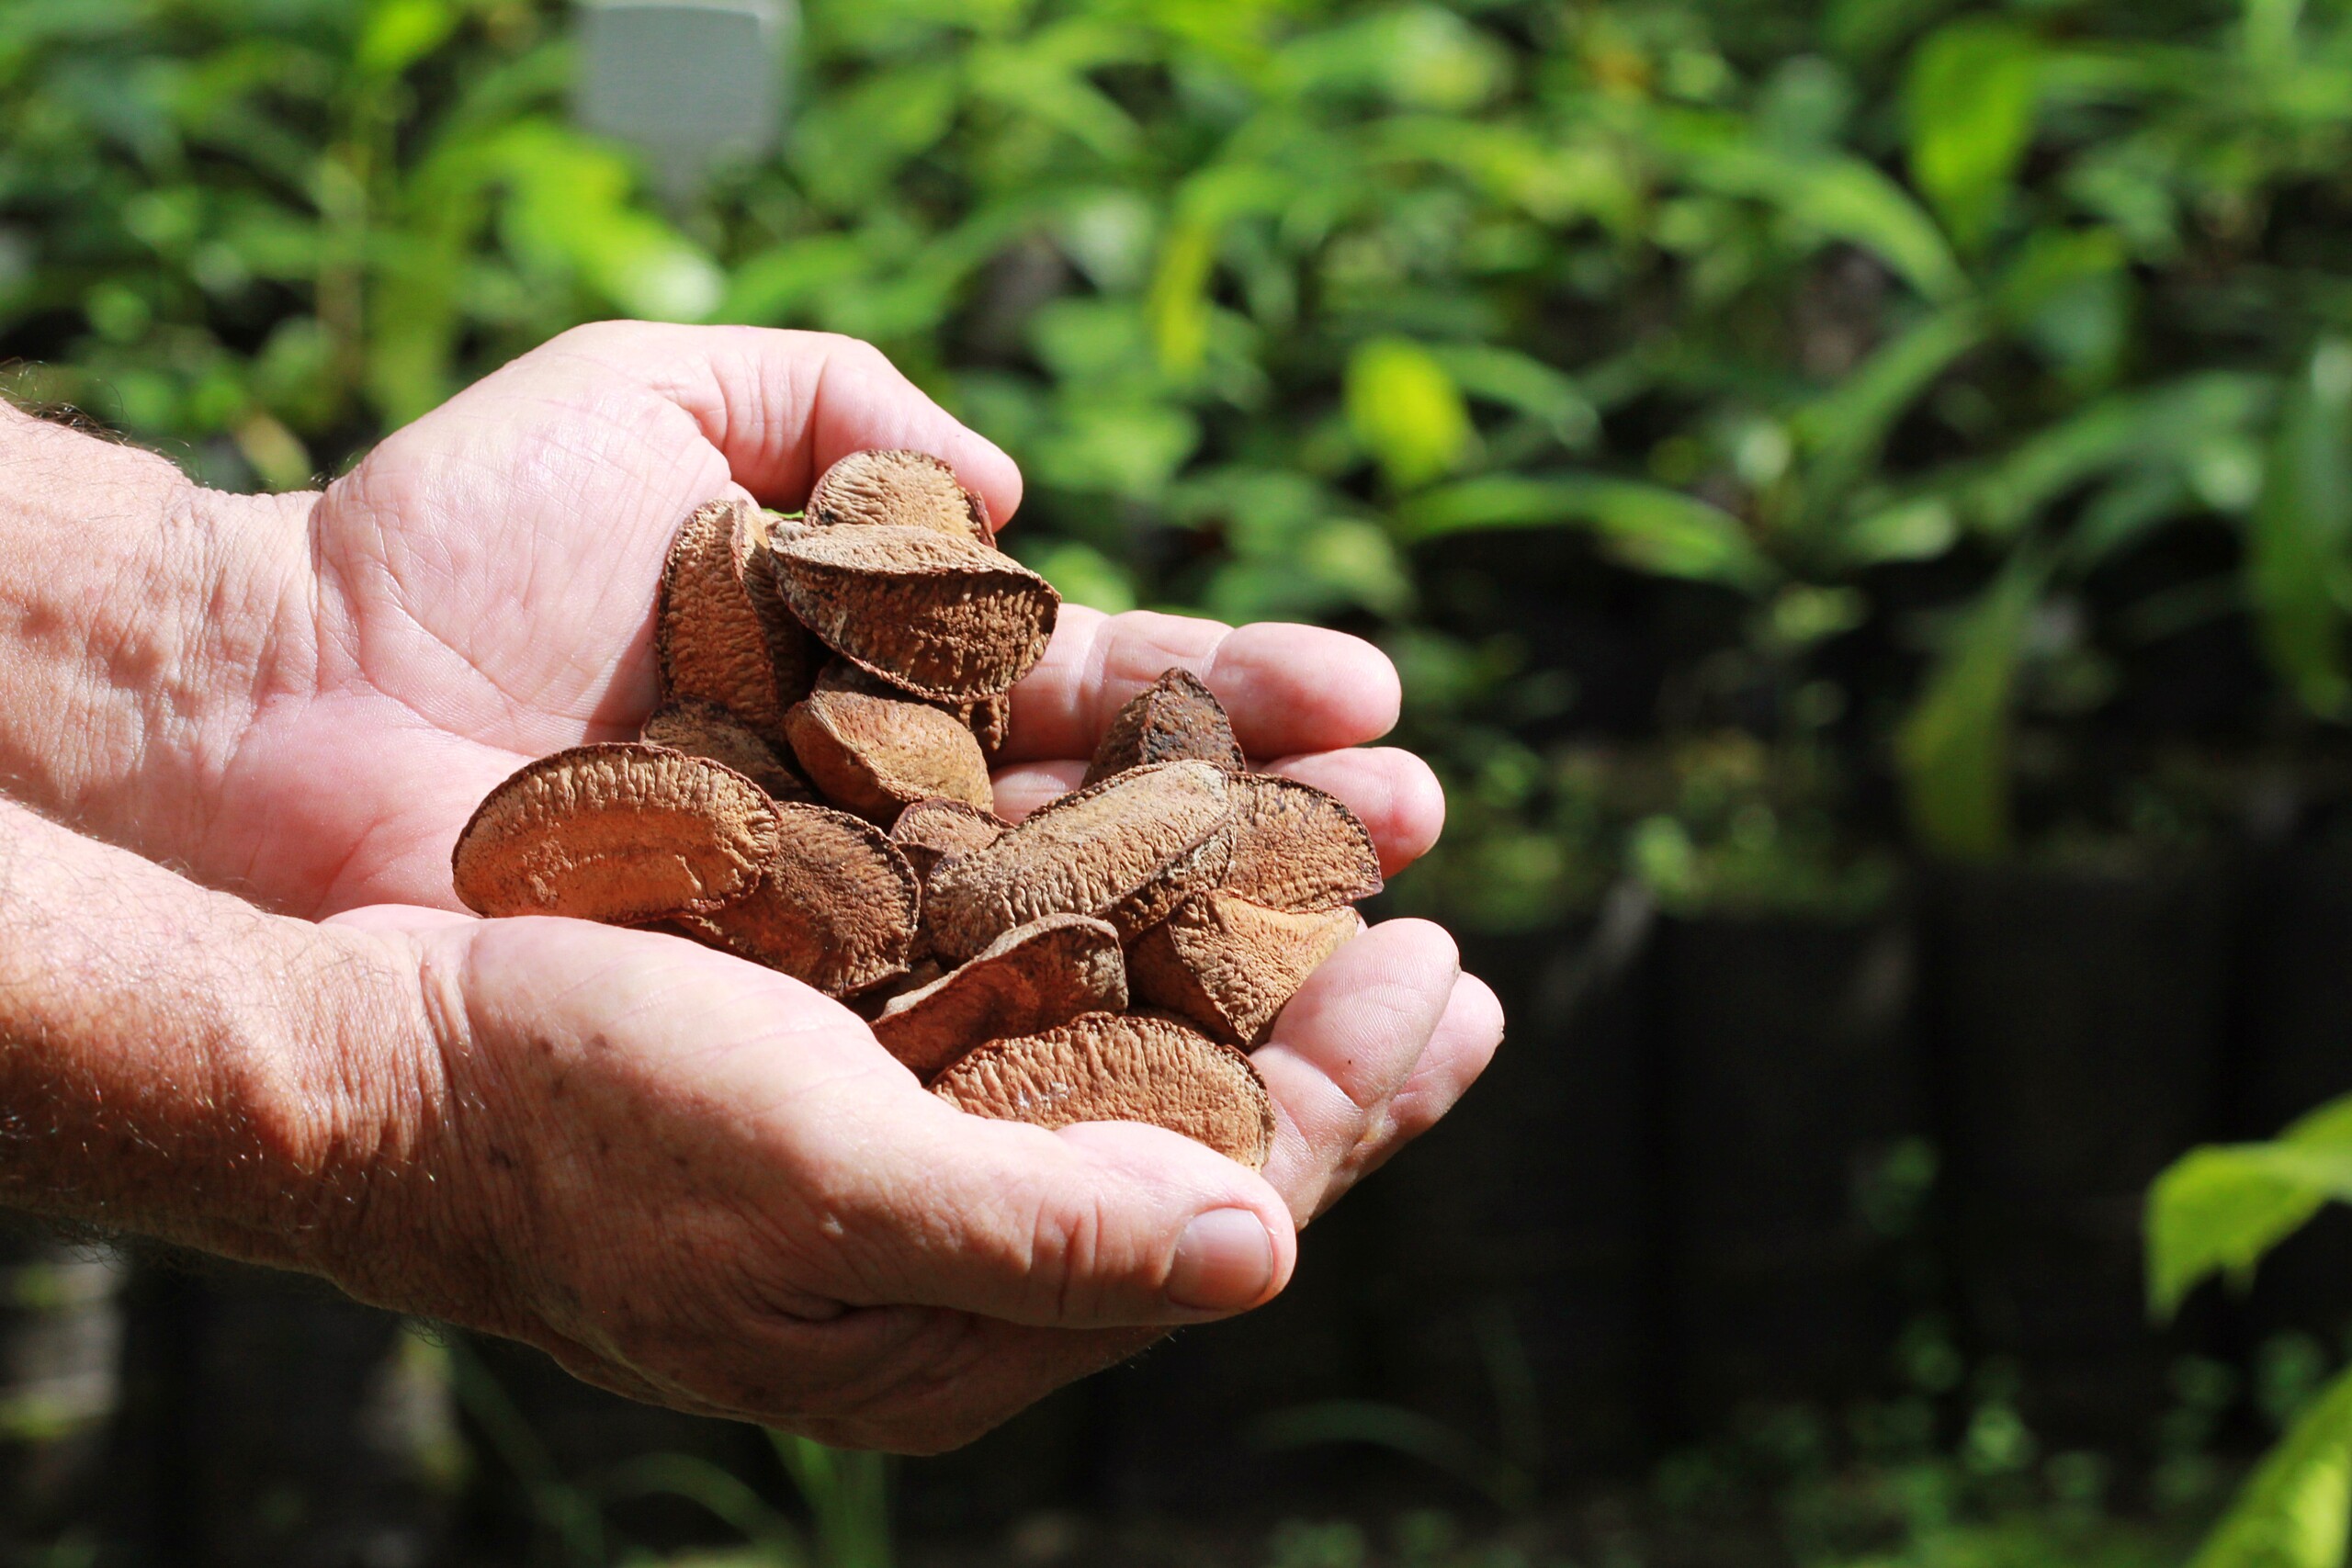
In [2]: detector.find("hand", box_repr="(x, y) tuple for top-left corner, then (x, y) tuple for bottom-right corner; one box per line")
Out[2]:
(0, 322), (1503, 1449)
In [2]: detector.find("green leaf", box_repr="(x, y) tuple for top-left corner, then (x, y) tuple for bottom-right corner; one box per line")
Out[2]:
(1894, 552), (2046, 859)
(2148, 1093), (2352, 1320)
(1906, 19), (2042, 253)
(2189, 1359), (2352, 1568)
(1966, 374), (2274, 536)
(1796, 302), (1986, 506)
(1662, 111), (1968, 300)
(356, 0), (455, 79)
(2247, 341), (2352, 718)
(1397, 474), (1775, 591)
(1347, 337), (1475, 491)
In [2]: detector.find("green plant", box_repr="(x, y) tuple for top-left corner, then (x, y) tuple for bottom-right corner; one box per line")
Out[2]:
(446, 1337), (892, 1568)
(10, 0), (2352, 928)
(2148, 1093), (2352, 1568)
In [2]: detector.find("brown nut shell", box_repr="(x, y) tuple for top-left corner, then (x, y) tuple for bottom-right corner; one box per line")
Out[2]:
(452, 744), (778, 922)
(966, 693), (1012, 757)
(673, 803), (920, 997)
(930, 1011), (1274, 1168)
(873, 914), (1127, 1079)
(922, 761), (1234, 963)
(657, 499), (816, 732)
(642, 700), (810, 802)
(1222, 773), (1385, 910)
(806, 448), (993, 545)
(1083, 668), (1245, 784)
(769, 525), (1058, 702)
(783, 687), (995, 823)
(890, 796), (1009, 888)
(1129, 893), (1364, 1047)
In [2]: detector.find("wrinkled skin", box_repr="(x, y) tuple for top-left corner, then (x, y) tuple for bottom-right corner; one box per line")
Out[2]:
(1, 324), (1503, 1450)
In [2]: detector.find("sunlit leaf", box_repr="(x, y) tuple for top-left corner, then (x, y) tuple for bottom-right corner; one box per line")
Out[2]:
(1347, 337), (1475, 491)
(2190, 1361), (2352, 1568)
(1906, 18), (2041, 253)
(1398, 474), (1775, 590)
(2150, 1093), (2352, 1319)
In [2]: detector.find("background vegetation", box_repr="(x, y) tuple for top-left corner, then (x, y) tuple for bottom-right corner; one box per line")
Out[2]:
(11, 0), (2352, 1563)
(14, 0), (2352, 927)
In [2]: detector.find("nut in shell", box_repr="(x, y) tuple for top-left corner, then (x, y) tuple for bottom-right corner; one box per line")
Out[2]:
(806, 449), (993, 545)
(890, 796), (1008, 888)
(1083, 668), (1245, 784)
(453, 743), (778, 923)
(1129, 893), (1363, 1046)
(1222, 773), (1385, 910)
(922, 761), (1235, 962)
(641, 700), (809, 802)
(930, 1011), (1274, 1168)
(673, 802), (920, 997)
(657, 499), (815, 731)
(769, 524), (1057, 702)
(783, 687), (995, 823)
(873, 913), (1127, 1079)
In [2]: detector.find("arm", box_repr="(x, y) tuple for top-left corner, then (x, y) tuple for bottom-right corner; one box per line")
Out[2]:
(0, 407), (317, 899)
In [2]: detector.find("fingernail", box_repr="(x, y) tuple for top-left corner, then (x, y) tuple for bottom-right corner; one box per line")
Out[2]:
(1166, 1209), (1275, 1312)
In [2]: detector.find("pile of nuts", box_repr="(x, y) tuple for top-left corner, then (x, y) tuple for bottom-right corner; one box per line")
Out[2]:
(450, 450), (1383, 1167)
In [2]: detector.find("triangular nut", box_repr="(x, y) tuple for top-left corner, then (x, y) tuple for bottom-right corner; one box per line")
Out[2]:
(930, 1011), (1274, 1168)
(657, 499), (817, 734)
(922, 761), (1234, 963)
(890, 796), (1009, 890)
(769, 524), (1057, 703)
(806, 449), (993, 546)
(642, 700), (811, 803)
(873, 913), (1126, 1079)
(783, 687), (995, 823)
(1223, 773), (1384, 910)
(672, 803), (920, 998)
(452, 743), (777, 923)
(1083, 668), (1245, 785)
(1129, 893), (1363, 1047)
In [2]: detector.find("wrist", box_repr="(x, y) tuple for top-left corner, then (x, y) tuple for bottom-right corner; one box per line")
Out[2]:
(0, 404), (317, 883)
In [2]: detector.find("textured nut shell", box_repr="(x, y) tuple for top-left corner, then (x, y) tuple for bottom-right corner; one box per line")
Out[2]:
(642, 700), (810, 802)
(453, 744), (778, 922)
(966, 693), (1012, 757)
(673, 804), (920, 997)
(806, 449), (992, 545)
(1223, 773), (1385, 909)
(1130, 894), (1364, 1046)
(922, 761), (1234, 962)
(873, 914), (1127, 1079)
(657, 500), (814, 731)
(783, 688), (995, 822)
(931, 1012), (1274, 1168)
(1083, 668), (1246, 784)
(769, 525), (1058, 702)
(890, 797), (1009, 887)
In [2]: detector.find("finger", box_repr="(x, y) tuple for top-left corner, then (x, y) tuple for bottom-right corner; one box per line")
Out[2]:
(795, 1091), (1300, 1330)
(323, 903), (478, 937)
(1265, 748), (1445, 875)
(1306, 971), (1503, 1209)
(1001, 609), (1402, 764)
(1249, 919), (1462, 1226)
(545, 321), (1023, 524)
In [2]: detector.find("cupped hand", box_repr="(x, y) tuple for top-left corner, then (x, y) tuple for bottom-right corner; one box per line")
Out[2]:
(208, 321), (1503, 1447)
(331, 898), (1498, 1450)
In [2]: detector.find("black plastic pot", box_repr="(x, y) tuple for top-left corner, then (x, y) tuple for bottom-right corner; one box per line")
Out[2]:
(1919, 858), (2242, 1450)
(1656, 908), (1922, 1433)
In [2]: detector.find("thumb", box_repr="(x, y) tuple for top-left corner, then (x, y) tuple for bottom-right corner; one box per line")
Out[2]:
(792, 1080), (1299, 1328)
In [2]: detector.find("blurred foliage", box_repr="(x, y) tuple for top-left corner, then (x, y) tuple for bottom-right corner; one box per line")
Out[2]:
(2150, 1093), (2352, 1568)
(9, 0), (2352, 921)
